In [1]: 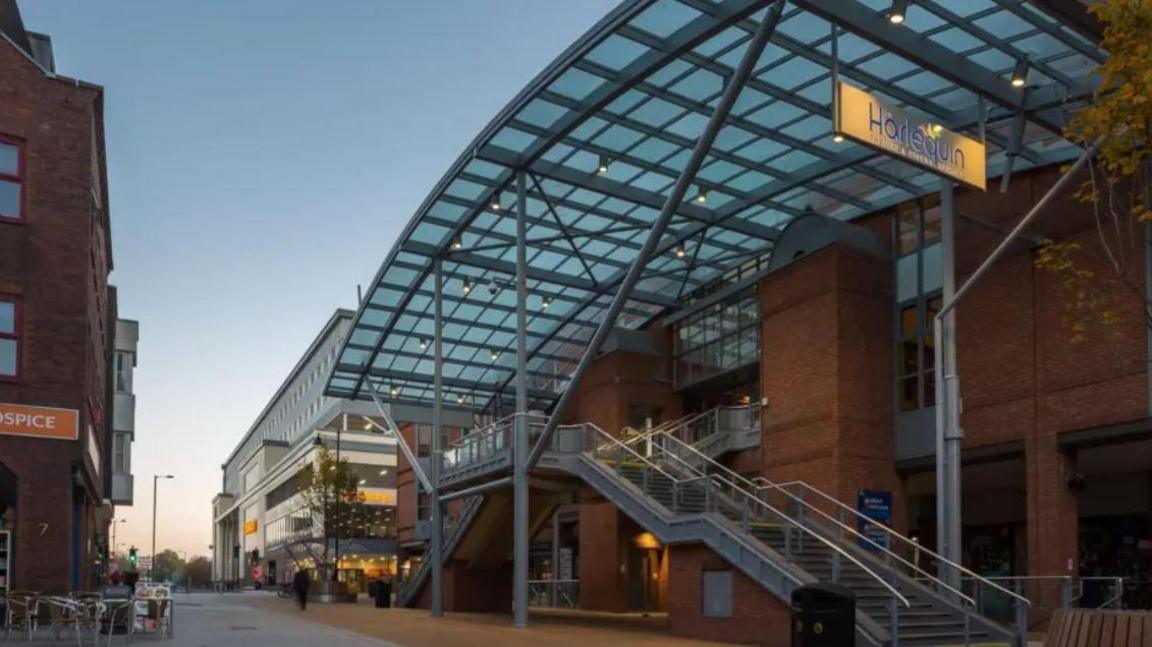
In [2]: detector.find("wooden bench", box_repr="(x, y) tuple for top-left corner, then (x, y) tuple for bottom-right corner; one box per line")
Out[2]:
(1047, 608), (1152, 646)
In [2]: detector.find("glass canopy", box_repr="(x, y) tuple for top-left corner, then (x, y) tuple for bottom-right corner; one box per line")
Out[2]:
(325, 0), (1105, 412)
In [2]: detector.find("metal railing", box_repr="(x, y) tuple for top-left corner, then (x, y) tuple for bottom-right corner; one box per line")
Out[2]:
(527, 579), (580, 609)
(646, 427), (1028, 643)
(441, 413), (547, 474)
(569, 423), (910, 614)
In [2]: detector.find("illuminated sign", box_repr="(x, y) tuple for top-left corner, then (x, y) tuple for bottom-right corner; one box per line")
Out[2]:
(0, 402), (79, 440)
(834, 82), (986, 191)
(243, 519), (258, 535)
(359, 489), (397, 505)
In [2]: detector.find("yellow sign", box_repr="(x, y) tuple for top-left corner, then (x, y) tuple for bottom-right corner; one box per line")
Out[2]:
(243, 519), (258, 535)
(834, 82), (986, 191)
(359, 490), (396, 505)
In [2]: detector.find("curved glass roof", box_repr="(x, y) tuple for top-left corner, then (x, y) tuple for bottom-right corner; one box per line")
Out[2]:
(326, 0), (1105, 411)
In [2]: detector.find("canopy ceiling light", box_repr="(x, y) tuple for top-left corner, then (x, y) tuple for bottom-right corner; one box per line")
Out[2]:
(888, 0), (908, 24)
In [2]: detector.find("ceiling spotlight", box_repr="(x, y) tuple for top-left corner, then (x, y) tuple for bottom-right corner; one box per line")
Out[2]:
(489, 194), (502, 211)
(462, 279), (472, 295)
(695, 187), (709, 204)
(457, 394), (465, 405)
(597, 155), (611, 175)
(363, 420), (373, 431)
(1011, 57), (1029, 88)
(541, 296), (552, 309)
(390, 385), (399, 397)
(487, 278), (500, 296)
(379, 469), (388, 475)
(675, 246), (687, 259)
(832, 134), (844, 143)
(359, 479), (367, 485)
(490, 349), (500, 361)
(451, 237), (463, 250)
(418, 338), (428, 350)
(888, 0), (908, 24)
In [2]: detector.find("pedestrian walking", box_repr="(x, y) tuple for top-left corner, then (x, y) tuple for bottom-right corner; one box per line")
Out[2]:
(292, 569), (310, 611)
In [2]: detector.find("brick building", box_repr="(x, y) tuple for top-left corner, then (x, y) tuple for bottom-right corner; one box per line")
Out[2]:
(322, 1), (1138, 644)
(0, 0), (136, 593)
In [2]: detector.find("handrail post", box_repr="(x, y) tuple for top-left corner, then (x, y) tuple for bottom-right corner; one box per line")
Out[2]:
(888, 592), (900, 647)
(673, 481), (680, 515)
(1060, 576), (1072, 609)
(1013, 593), (1028, 647)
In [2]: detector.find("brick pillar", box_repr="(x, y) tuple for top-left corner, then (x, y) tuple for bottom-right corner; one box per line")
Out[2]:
(578, 501), (626, 611)
(1024, 435), (1078, 618)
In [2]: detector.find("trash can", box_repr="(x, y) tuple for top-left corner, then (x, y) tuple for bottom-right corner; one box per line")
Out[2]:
(791, 583), (855, 646)
(374, 579), (391, 608)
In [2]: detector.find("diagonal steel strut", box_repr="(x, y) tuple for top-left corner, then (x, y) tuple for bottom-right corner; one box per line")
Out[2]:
(526, 0), (787, 470)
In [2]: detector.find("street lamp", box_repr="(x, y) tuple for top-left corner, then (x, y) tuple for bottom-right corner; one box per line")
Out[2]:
(110, 518), (126, 558)
(152, 474), (174, 579)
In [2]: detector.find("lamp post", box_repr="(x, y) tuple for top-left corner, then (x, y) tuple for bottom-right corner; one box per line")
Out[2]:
(152, 474), (174, 579)
(110, 518), (126, 559)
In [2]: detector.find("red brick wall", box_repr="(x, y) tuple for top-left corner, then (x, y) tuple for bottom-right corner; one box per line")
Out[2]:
(667, 544), (791, 645)
(0, 37), (111, 592)
(759, 245), (900, 522)
(415, 559), (513, 613)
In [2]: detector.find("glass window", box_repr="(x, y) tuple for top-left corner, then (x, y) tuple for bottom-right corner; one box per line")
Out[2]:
(897, 202), (919, 255)
(0, 296), (17, 378)
(0, 138), (22, 221)
(922, 195), (941, 246)
(896, 254), (919, 303)
(900, 306), (917, 338)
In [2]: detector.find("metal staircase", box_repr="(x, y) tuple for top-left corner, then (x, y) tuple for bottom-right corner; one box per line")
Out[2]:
(538, 421), (1028, 647)
(392, 494), (485, 608)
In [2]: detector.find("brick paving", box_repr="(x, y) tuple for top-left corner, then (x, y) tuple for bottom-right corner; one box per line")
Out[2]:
(241, 593), (741, 647)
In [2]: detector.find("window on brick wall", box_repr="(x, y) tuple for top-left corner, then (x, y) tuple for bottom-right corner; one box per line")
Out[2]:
(0, 295), (19, 379)
(894, 197), (943, 412)
(0, 136), (24, 222)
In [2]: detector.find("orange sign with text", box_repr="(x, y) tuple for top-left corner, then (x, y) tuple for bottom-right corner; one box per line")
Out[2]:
(244, 519), (258, 535)
(0, 402), (79, 440)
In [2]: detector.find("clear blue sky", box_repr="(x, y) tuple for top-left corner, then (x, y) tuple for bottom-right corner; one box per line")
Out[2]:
(19, 0), (619, 558)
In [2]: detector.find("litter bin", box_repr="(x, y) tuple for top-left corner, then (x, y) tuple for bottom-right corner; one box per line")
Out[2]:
(791, 583), (855, 646)
(374, 579), (391, 608)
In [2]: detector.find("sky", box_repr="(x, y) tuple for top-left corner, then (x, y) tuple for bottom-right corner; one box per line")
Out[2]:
(18, 0), (620, 559)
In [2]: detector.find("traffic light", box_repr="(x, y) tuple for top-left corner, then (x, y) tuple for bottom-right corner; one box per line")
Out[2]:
(128, 546), (138, 568)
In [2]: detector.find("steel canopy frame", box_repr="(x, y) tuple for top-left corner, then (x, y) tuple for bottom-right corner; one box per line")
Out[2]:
(527, 0), (786, 470)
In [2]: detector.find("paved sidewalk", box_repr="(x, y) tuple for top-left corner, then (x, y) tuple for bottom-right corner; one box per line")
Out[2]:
(241, 593), (739, 647)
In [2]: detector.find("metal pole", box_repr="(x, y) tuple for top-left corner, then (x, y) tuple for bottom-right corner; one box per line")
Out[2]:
(526, 0), (786, 469)
(431, 259), (445, 617)
(334, 415), (344, 583)
(935, 179), (962, 589)
(513, 170), (530, 628)
(932, 138), (1100, 588)
(551, 509), (560, 608)
(152, 475), (158, 579)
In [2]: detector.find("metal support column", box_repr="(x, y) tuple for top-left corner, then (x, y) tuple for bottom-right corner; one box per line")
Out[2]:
(551, 509), (561, 608)
(934, 180), (962, 589)
(431, 259), (445, 617)
(526, 0), (785, 469)
(513, 170), (530, 628)
(934, 138), (1101, 588)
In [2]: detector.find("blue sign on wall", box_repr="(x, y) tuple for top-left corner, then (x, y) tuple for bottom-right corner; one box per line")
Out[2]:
(856, 490), (892, 550)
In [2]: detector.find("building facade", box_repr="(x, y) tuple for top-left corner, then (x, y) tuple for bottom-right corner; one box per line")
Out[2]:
(0, 0), (134, 593)
(213, 309), (414, 593)
(322, 1), (1140, 643)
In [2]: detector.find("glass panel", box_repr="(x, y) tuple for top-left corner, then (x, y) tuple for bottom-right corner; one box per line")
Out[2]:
(897, 202), (919, 255)
(0, 301), (13, 334)
(923, 371), (936, 408)
(897, 254), (919, 303)
(900, 376), (918, 412)
(0, 339), (15, 376)
(922, 194), (941, 246)
(0, 180), (20, 219)
(901, 339), (919, 376)
(0, 142), (17, 176)
(921, 243), (943, 294)
(900, 305), (917, 338)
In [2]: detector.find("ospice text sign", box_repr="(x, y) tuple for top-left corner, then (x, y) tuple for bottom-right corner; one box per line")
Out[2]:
(834, 82), (986, 191)
(0, 402), (79, 440)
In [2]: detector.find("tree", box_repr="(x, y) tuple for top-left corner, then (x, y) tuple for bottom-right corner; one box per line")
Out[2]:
(296, 446), (365, 581)
(1036, 0), (1152, 339)
(182, 556), (212, 590)
(151, 549), (185, 583)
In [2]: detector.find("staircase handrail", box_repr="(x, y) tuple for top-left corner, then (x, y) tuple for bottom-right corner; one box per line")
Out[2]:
(580, 423), (681, 484)
(764, 478), (1030, 609)
(610, 426), (910, 609)
(652, 429), (981, 608)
